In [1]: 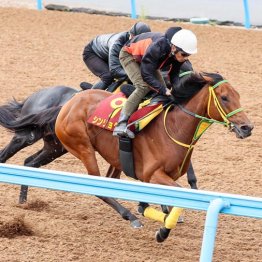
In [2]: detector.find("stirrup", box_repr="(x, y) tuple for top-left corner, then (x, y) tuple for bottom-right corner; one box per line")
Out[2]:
(113, 127), (135, 139)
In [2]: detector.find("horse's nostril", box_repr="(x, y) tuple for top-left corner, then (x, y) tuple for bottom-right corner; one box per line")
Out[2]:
(240, 125), (253, 133)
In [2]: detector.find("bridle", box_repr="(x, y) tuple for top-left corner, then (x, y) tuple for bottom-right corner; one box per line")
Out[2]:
(163, 77), (244, 175)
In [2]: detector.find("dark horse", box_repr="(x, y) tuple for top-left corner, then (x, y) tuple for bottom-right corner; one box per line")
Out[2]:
(0, 86), (77, 165)
(0, 86), (78, 203)
(54, 71), (253, 242)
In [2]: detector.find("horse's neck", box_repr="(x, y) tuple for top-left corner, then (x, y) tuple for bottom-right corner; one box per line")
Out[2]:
(168, 86), (209, 145)
(185, 85), (210, 119)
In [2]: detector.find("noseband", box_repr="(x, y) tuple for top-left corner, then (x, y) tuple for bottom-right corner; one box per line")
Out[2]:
(207, 80), (243, 127)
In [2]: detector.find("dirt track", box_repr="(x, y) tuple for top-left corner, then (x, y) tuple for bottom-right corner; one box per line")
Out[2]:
(0, 7), (261, 262)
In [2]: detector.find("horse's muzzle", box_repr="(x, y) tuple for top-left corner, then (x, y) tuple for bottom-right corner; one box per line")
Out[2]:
(230, 123), (254, 139)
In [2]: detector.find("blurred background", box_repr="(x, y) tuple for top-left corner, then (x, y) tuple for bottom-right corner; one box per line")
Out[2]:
(1, 0), (261, 26)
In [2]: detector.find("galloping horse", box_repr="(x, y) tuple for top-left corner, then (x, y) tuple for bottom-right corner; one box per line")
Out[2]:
(55, 71), (253, 242)
(0, 82), (198, 204)
(0, 86), (77, 165)
(0, 86), (79, 203)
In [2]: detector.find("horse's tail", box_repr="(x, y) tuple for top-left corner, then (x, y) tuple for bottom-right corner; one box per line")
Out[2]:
(0, 99), (24, 130)
(0, 106), (62, 133)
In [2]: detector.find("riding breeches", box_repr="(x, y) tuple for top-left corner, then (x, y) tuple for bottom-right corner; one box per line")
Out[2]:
(119, 49), (166, 117)
(83, 42), (114, 86)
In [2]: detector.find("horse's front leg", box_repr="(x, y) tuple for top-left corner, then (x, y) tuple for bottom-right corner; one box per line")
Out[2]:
(105, 165), (121, 179)
(187, 160), (198, 189)
(160, 160), (197, 216)
(19, 139), (67, 204)
(142, 170), (184, 243)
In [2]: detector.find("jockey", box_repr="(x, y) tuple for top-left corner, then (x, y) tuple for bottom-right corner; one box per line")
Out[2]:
(113, 27), (197, 138)
(81, 22), (151, 90)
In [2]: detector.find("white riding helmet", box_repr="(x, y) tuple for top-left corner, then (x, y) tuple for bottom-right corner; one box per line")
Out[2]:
(171, 29), (197, 55)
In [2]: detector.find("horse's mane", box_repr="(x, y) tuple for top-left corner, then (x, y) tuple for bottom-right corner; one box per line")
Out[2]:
(171, 71), (224, 104)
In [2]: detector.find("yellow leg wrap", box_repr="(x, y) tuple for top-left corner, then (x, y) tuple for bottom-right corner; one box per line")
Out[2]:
(164, 207), (183, 229)
(143, 207), (166, 223)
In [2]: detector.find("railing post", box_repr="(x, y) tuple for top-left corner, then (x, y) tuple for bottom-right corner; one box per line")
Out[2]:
(37, 0), (42, 10)
(243, 0), (251, 28)
(130, 0), (137, 19)
(200, 198), (230, 262)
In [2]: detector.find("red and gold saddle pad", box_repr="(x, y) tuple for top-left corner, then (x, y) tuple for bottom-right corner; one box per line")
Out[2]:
(87, 92), (126, 131)
(87, 92), (163, 132)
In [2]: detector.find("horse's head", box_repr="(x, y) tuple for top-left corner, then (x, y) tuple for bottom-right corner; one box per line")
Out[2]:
(201, 72), (253, 139)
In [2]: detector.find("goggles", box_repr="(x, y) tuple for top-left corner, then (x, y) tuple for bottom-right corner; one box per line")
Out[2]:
(175, 47), (191, 57)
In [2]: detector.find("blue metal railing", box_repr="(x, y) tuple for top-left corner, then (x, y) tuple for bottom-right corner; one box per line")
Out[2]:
(37, 0), (42, 10)
(0, 164), (261, 261)
(243, 0), (251, 28)
(130, 0), (137, 19)
(36, 0), (252, 29)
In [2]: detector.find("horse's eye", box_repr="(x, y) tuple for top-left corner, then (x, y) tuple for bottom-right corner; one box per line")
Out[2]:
(221, 96), (228, 102)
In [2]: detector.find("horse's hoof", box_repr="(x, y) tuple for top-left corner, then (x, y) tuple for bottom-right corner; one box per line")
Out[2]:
(137, 206), (144, 214)
(155, 230), (165, 243)
(177, 215), (184, 223)
(155, 227), (170, 243)
(131, 219), (143, 228)
(161, 205), (169, 214)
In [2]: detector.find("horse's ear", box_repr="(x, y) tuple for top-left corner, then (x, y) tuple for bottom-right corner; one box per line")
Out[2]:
(199, 71), (213, 83)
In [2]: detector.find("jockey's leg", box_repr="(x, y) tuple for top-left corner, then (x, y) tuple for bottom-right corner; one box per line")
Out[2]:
(82, 43), (113, 90)
(113, 50), (150, 138)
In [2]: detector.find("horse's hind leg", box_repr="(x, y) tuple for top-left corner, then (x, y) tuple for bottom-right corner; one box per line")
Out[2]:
(25, 136), (66, 168)
(0, 137), (19, 163)
(91, 161), (142, 227)
(19, 148), (45, 203)
(86, 160), (142, 227)
(105, 166), (144, 227)
(57, 128), (142, 227)
(98, 196), (142, 228)
(23, 149), (43, 166)
(0, 130), (40, 163)
(0, 131), (43, 204)
(19, 137), (67, 204)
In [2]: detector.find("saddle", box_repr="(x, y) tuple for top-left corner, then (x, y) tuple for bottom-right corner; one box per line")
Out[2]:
(87, 84), (173, 180)
(87, 84), (172, 134)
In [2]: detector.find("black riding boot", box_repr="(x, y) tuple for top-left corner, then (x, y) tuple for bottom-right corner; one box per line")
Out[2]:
(92, 81), (108, 90)
(80, 82), (93, 90)
(113, 112), (135, 139)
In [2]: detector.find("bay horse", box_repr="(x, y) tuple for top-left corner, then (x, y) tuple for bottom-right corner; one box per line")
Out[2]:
(0, 82), (198, 204)
(54, 71), (253, 242)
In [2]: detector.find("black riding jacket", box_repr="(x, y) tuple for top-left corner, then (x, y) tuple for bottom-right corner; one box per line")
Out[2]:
(91, 32), (130, 78)
(124, 31), (192, 95)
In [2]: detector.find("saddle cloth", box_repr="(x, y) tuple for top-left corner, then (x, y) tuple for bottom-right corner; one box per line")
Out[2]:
(87, 92), (164, 133)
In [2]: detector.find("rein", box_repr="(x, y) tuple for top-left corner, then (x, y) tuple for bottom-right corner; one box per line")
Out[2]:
(164, 79), (244, 175)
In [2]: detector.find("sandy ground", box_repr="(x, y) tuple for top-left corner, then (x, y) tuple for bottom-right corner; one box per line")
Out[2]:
(0, 6), (261, 262)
